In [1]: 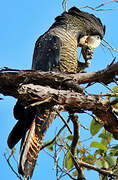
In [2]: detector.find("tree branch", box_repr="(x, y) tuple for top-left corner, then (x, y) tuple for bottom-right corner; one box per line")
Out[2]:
(0, 62), (118, 96)
(0, 64), (118, 139)
(16, 83), (118, 139)
(1, 63), (118, 178)
(40, 116), (71, 150)
(3, 152), (22, 180)
(70, 114), (86, 180)
(75, 158), (117, 177)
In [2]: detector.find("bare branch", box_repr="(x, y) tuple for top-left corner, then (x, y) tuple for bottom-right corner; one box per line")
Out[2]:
(79, 0), (118, 11)
(4, 152), (22, 180)
(0, 62), (118, 98)
(55, 110), (72, 134)
(70, 114), (86, 180)
(43, 148), (77, 180)
(79, 5), (114, 11)
(40, 116), (71, 150)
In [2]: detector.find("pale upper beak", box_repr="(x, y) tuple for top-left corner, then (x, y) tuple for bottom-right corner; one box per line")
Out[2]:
(78, 35), (101, 61)
(78, 35), (101, 49)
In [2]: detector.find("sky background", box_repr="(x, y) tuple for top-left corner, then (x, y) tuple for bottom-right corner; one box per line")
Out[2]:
(0, 0), (118, 180)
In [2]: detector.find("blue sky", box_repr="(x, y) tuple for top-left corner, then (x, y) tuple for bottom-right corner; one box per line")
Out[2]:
(0, 0), (118, 180)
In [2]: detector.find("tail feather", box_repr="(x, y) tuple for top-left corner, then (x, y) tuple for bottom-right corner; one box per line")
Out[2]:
(18, 110), (56, 179)
(7, 103), (35, 149)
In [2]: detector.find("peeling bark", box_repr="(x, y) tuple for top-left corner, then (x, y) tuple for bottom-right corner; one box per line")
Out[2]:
(0, 63), (118, 139)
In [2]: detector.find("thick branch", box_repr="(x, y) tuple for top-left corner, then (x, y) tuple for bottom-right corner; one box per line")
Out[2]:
(0, 64), (118, 139)
(17, 84), (118, 139)
(0, 62), (118, 96)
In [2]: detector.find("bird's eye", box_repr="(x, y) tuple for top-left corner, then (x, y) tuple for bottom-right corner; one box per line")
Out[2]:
(96, 36), (100, 40)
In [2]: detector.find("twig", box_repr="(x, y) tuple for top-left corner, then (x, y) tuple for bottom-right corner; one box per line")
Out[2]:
(79, 5), (114, 11)
(40, 117), (71, 150)
(112, 108), (118, 115)
(55, 110), (72, 134)
(0, 67), (21, 72)
(80, 123), (89, 130)
(95, 0), (118, 9)
(43, 148), (76, 180)
(54, 129), (58, 179)
(103, 39), (118, 52)
(80, 136), (93, 143)
(40, 126), (65, 151)
(92, 92), (118, 97)
(68, 113), (117, 178)
(101, 82), (115, 93)
(62, 0), (68, 11)
(65, 141), (117, 178)
(101, 43), (115, 58)
(4, 152), (22, 180)
(113, 78), (118, 86)
(110, 98), (118, 106)
(79, 0), (118, 11)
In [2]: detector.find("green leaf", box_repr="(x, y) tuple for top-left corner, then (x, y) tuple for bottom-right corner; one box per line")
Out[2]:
(99, 174), (108, 180)
(113, 86), (118, 93)
(72, 170), (78, 177)
(73, 169), (85, 179)
(110, 145), (118, 156)
(64, 151), (74, 170)
(67, 135), (73, 141)
(112, 86), (118, 108)
(99, 129), (112, 139)
(99, 130), (112, 145)
(96, 160), (104, 168)
(90, 141), (108, 151)
(111, 100), (118, 108)
(103, 160), (109, 169)
(96, 160), (109, 169)
(104, 156), (116, 168)
(84, 155), (95, 165)
(90, 119), (102, 136)
(12, 147), (16, 153)
(44, 139), (54, 152)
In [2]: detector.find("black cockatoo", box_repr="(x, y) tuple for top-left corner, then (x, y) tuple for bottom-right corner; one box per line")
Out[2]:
(7, 7), (105, 179)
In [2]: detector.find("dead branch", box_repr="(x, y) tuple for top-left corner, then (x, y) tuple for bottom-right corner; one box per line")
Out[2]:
(16, 83), (118, 139)
(79, 0), (118, 11)
(1, 63), (118, 179)
(0, 64), (118, 139)
(40, 116), (71, 150)
(55, 110), (72, 134)
(4, 152), (22, 180)
(0, 62), (118, 97)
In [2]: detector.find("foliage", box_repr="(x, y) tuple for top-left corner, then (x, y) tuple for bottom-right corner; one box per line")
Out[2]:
(44, 115), (118, 180)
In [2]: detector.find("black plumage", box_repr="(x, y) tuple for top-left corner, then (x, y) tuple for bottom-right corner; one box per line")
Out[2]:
(7, 6), (105, 179)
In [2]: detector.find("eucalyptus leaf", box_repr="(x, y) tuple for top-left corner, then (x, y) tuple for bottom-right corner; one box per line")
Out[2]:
(90, 141), (108, 151)
(90, 119), (102, 136)
(64, 151), (74, 170)
(104, 156), (116, 168)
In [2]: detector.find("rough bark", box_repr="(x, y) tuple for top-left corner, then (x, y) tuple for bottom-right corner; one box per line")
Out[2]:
(0, 62), (118, 139)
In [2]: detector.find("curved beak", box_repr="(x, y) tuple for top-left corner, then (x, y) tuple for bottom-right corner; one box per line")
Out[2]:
(78, 35), (101, 60)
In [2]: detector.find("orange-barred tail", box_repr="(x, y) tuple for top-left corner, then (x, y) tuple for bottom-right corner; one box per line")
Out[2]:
(18, 111), (56, 179)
